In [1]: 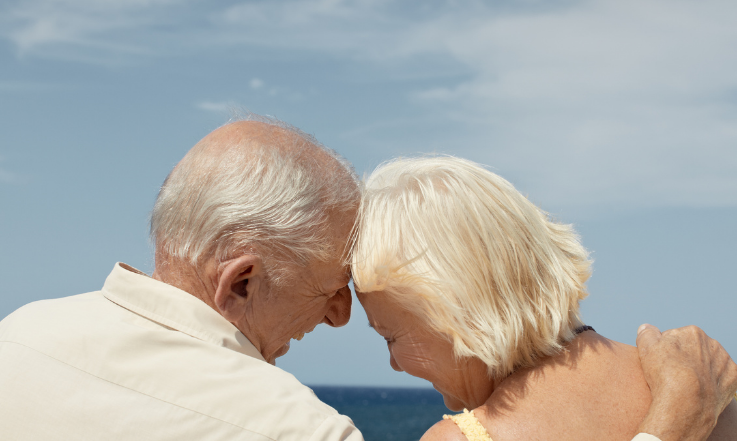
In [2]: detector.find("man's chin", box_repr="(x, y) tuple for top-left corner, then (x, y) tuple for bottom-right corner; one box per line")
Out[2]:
(267, 341), (291, 365)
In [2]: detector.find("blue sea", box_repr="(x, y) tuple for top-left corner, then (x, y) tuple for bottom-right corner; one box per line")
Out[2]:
(311, 386), (449, 441)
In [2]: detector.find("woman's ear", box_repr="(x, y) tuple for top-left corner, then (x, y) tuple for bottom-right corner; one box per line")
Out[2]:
(214, 255), (263, 323)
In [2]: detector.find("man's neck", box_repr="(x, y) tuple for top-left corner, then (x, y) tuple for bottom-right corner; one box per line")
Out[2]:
(152, 252), (218, 313)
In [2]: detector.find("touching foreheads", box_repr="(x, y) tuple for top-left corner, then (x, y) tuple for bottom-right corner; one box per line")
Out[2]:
(150, 116), (360, 286)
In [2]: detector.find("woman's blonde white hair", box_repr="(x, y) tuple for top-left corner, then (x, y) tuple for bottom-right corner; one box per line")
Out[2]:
(351, 156), (591, 380)
(150, 115), (359, 285)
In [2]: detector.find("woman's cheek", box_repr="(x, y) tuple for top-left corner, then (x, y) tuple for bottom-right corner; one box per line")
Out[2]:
(392, 343), (436, 378)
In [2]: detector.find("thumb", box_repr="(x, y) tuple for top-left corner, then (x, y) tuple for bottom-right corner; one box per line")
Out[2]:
(636, 323), (662, 354)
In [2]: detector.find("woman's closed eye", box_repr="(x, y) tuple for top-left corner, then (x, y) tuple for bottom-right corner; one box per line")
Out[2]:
(367, 322), (394, 344)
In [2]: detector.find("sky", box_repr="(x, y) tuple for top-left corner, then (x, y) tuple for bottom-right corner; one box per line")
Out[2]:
(0, 0), (735, 387)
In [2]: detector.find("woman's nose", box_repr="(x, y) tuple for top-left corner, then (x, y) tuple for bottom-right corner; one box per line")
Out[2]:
(322, 285), (352, 327)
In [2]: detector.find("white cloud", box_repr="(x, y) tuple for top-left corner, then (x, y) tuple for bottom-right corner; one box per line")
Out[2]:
(395, 0), (737, 212)
(196, 101), (238, 113)
(1, 0), (183, 58)
(3, 0), (736, 211)
(213, 0), (737, 212)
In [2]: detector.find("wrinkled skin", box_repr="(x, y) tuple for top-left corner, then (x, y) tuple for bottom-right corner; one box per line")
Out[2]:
(636, 324), (737, 441)
(236, 255), (353, 363)
(358, 290), (493, 411)
(360, 291), (737, 441)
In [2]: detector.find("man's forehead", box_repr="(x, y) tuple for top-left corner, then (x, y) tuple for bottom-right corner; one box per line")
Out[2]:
(304, 254), (350, 282)
(328, 263), (352, 286)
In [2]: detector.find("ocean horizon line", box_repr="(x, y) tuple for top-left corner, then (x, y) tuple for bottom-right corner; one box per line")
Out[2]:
(309, 385), (448, 440)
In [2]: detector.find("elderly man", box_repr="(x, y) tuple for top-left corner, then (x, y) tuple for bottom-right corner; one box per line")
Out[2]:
(0, 118), (735, 441)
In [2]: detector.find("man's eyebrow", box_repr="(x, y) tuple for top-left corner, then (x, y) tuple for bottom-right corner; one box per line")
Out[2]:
(367, 322), (374, 329)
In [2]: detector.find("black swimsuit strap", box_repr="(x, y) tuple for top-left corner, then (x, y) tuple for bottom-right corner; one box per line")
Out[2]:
(573, 325), (595, 334)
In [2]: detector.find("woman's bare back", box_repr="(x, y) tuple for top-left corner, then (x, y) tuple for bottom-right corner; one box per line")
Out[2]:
(426, 332), (736, 441)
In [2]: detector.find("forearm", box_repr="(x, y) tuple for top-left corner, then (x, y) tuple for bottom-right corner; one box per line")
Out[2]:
(636, 397), (711, 441)
(636, 325), (737, 441)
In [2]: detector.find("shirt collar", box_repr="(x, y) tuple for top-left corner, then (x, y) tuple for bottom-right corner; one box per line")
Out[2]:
(101, 262), (266, 362)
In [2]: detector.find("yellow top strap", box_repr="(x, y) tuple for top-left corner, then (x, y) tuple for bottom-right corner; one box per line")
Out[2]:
(443, 396), (737, 440)
(443, 408), (493, 441)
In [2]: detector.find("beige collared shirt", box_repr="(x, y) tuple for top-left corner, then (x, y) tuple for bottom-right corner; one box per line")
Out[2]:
(0, 263), (666, 441)
(0, 263), (362, 440)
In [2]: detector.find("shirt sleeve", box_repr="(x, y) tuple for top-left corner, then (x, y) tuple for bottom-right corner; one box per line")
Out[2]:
(309, 414), (364, 441)
(631, 434), (662, 441)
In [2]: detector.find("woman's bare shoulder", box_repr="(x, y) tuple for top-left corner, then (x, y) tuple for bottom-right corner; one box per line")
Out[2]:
(420, 419), (468, 441)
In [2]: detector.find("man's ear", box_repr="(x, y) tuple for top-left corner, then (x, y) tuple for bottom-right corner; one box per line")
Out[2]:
(214, 254), (263, 323)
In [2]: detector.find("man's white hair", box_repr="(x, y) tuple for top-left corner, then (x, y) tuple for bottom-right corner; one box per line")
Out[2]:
(150, 114), (360, 285)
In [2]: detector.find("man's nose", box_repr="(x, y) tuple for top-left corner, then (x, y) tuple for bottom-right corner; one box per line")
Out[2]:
(322, 285), (352, 327)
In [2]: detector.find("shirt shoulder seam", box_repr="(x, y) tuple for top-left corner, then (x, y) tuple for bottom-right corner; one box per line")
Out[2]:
(101, 290), (216, 344)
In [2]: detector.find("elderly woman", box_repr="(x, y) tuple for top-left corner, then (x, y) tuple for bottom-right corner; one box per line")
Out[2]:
(351, 156), (736, 441)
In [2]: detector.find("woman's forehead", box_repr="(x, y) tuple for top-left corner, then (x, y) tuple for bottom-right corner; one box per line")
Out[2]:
(359, 291), (413, 328)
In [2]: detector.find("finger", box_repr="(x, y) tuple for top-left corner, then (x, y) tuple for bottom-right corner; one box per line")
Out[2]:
(636, 323), (662, 353)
